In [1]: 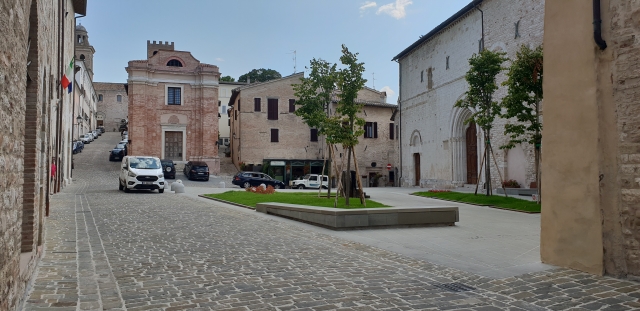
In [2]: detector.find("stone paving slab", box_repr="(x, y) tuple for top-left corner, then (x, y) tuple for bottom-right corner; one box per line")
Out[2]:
(23, 133), (640, 311)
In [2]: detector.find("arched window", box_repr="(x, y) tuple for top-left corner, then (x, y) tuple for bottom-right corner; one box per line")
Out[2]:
(98, 94), (103, 101)
(117, 95), (122, 102)
(80, 54), (85, 60)
(167, 59), (183, 67)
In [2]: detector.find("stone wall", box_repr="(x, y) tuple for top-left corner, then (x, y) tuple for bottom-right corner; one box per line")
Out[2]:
(95, 82), (128, 132)
(396, 0), (544, 189)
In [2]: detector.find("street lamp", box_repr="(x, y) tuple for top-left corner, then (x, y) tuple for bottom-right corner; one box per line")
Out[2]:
(76, 115), (82, 139)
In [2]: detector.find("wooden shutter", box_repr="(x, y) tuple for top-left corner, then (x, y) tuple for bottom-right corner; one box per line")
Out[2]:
(310, 129), (318, 142)
(389, 123), (394, 140)
(254, 98), (261, 112)
(268, 98), (278, 120)
(374, 122), (378, 138)
(289, 99), (296, 112)
(271, 129), (279, 142)
(237, 99), (240, 110)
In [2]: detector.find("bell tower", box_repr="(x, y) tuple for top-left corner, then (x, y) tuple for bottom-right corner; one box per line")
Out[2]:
(75, 23), (95, 80)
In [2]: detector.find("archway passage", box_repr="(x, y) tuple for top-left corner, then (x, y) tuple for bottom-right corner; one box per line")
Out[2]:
(414, 153), (421, 186)
(466, 122), (478, 184)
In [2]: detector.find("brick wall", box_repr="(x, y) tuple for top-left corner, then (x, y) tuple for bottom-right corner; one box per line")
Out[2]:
(95, 82), (129, 132)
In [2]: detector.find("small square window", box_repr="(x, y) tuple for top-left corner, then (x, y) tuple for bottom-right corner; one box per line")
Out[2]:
(98, 94), (103, 101)
(254, 98), (261, 112)
(116, 95), (122, 102)
(271, 129), (279, 142)
(167, 87), (181, 105)
(364, 122), (378, 138)
(310, 128), (318, 142)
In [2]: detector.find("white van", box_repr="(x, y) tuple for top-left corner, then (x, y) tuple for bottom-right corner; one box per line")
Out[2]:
(119, 156), (166, 193)
(291, 174), (329, 189)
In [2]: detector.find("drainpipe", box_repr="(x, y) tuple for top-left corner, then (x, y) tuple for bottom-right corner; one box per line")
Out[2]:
(593, 0), (607, 50)
(477, 6), (485, 51)
(397, 60), (402, 187)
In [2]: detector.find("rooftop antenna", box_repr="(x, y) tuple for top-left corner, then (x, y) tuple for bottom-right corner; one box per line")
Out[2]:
(292, 50), (297, 73)
(372, 72), (376, 89)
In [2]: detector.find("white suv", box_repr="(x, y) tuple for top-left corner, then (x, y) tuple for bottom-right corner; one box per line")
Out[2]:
(291, 174), (329, 189)
(119, 156), (166, 193)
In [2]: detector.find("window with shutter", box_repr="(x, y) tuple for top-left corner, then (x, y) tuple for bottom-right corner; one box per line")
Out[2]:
(254, 98), (261, 112)
(374, 122), (378, 138)
(167, 88), (180, 105)
(237, 99), (240, 110)
(364, 122), (373, 138)
(389, 123), (395, 140)
(268, 98), (278, 120)
(271, 129), (279, 142)
(289, 99), (296, 112)
(310, 128), (318, 142)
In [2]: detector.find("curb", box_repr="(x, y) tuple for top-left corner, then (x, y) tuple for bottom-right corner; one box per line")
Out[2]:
(409, 193), (540, 214)
(197, 194), (255, 210)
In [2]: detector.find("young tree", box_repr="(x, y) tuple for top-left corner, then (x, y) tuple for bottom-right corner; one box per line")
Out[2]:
(501, 45), (543, 202)
(238, 68), (282, 83)
(455, 49), (508, 195)
(336, 45), (367, 206)
(293, 58), (338, 198)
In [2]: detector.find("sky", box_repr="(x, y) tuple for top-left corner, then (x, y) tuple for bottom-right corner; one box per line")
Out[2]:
(81, 0), (471, 105)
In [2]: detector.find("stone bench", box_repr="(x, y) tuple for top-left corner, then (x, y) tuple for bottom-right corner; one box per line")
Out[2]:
(256, 203), (459, 230)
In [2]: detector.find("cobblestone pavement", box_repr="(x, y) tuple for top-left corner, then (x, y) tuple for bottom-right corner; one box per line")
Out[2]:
(24, 133), (640, 311)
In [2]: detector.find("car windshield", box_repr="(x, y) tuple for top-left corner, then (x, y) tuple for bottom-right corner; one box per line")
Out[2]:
(161, 161), (173, 167)
(116, 143), (126, 148)
(302, 174), (310, 180)
(129, 158), (161, 169)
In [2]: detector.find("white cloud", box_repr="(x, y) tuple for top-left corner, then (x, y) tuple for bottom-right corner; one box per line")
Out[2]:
(380, 86), (395, 98)
(215, 58), (224, 62)
(376, 0), (412, 19)
(360, 1), (377, 12)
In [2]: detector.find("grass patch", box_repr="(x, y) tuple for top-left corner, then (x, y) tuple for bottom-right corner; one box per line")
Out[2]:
(413, 191), (541, 213)
(205, 191), (389, 209)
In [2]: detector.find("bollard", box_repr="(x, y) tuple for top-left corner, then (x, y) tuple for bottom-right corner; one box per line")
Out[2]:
(219, 181), (225, 188)
(171, 179), (185, 193)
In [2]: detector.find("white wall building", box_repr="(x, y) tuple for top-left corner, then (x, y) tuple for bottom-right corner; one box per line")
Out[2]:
(393, 0), (544, 189)
(73, 59), (97, 139)
(218, 81), (246, 150)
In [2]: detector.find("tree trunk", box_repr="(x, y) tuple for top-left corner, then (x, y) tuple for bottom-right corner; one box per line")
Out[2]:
(485, 131), (492, 196)
(327, 144), (332, 199)
(345, 145), (352, 206)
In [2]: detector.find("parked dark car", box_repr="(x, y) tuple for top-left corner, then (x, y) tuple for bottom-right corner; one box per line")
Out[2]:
(97, 126), (105, 133)
(161, 159), (176, 179)
(72, 140), (84, 154)
(183, 161), (209, 181)
(109, 146), (125, 161)
(115, 142), (128, 156)
(232, 171), (285, 189)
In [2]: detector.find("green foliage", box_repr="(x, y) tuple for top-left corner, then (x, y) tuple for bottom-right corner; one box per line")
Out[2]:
(220, 75), (235, 82)
(413, 191), (541, 212)
(455, 49), (508, 131)
(292, 58), (337, 135)
(238, 68), (282, 83)
(501, 45), (543, 150)
(336, 45), (367, 148)
(205, 191), (389, 209)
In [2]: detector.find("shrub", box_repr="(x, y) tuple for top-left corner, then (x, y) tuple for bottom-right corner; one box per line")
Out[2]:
(246, 185), (276, 194)
(502, 179), (521, 188)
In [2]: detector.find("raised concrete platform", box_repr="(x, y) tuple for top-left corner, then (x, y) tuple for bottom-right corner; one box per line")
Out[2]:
(256, 203), (459, 230)
(495, 188), (538, 196)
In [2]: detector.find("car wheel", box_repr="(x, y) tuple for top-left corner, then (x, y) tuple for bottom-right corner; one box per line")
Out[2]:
(159, 189), (164, 193)
(243, 182), (251, 188)
(124, 185), (130, 193)
(118, 180), (123, 191)
(274, 184), (281, 189)
(205, 178), (210, 182)
(297, 185), (305, 189)
(322, 185), (328, 189)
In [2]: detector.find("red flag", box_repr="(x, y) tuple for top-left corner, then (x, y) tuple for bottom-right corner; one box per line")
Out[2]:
(61, 75), (70, 89)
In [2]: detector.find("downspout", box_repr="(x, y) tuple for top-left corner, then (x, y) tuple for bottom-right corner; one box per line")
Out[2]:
(397, 60), (402, 187)
(476, 6), (485, 51)
(593, 0), (607, 50)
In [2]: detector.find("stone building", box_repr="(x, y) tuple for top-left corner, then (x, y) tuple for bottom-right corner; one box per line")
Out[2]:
(218, 81), (246, 151)
(393, 0), (544, 189)
(73, 57), (97, 140)
(0, 0), (86, 309)
(541, 0), (640, 278)
(229, 73), (396, 186)
(126, 41), (221, 173)
(95, 82), (129, 132)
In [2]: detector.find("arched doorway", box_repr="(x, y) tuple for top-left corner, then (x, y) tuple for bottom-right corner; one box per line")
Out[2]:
(466, 122), (478, 184)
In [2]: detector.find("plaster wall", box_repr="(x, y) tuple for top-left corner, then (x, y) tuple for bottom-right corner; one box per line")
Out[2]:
(541, 0), (640, 278)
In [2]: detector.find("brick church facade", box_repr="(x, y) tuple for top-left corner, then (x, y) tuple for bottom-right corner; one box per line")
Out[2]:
(126, 41), (221, 173)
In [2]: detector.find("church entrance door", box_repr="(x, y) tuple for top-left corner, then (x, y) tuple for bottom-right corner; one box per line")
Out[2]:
(165, 131), (183, 161)
(466, 123), (478, 184)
